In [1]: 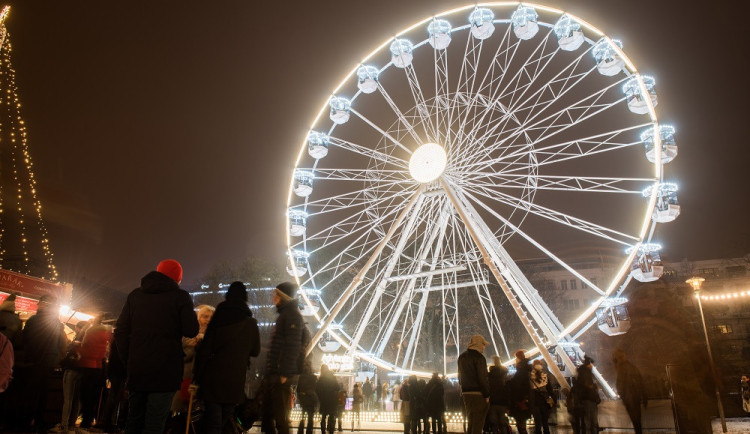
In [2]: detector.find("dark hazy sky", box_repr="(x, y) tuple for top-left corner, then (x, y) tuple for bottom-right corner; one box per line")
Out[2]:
(3, 1), (749, 293)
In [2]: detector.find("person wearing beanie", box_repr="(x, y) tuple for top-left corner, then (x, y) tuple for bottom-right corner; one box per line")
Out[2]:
(193, 281), (260, 434)
(262, 281), (310, 434)
(114, 259), (199, 434)
(457, 334), (490, 434)
(509, 350), (532, 434)
(0, 294), (22, 343)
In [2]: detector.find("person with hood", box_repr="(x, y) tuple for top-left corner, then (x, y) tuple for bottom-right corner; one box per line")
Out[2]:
(263, 281), (309, 434)
(425, 373), (445, 434)
(457, 335), (490, 434)
(574, 356), (600, 434)
(15, 294), (68, 433)
(508, 350), (532, 434)
(316, 364), (339, 434)
(530, 359), (554, 434)
(612, 349), (647, 434)
(114, 259), (199, 434)
(193, 281), (260, 434)
(487, 356), (510, 434)
(0, 294), (22, 343)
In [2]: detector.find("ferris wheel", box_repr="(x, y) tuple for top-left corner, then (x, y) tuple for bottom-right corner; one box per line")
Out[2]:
(285, 3), (678, 394)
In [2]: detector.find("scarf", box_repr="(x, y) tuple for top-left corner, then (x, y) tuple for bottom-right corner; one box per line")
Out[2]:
(531, 371), (548, 390)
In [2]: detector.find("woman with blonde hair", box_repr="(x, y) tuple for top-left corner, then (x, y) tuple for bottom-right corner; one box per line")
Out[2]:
(171, 304), (215, 413)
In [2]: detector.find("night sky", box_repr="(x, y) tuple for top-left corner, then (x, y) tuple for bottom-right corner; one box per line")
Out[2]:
(2, 1), (748, 294)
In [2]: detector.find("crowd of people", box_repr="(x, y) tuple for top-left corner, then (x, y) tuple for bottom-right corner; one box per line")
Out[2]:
(0, 258), (654, 434)
(0, 259), (308, 434)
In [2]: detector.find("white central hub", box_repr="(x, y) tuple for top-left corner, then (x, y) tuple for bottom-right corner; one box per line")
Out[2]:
(409, 142), (447, 183)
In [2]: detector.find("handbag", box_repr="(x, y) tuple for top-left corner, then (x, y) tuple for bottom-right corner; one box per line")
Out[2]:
(60, 345), (80, 369)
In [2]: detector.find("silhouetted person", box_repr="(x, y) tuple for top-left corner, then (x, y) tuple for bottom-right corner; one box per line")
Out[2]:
(457, 335), (490, 434)
(574, 356), (600, 434)
(613, 349), (647, 434)
(530, 359), (554, 434)
(425, 373), (445, 434)
(316, 364), (339, 434)
(508, 350), (532, 434)
(115, 259), (199, 434)
(487, 356), (510, 434)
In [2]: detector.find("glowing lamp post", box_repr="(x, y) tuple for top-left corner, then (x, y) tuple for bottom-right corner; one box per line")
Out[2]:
(687, 276), (726, 433)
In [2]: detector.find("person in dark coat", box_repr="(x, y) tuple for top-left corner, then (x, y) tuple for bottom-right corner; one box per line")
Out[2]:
(508, 350), (532, 434)
(114, 259), (199, 434)
(487, 356), (510, 434)
(457, 335), (490, 434)
(574, 356), (600, 434)
(613, 349), (647, 434)
(12, 294), (68, 433)
(399, 377), (411, 434)
(0, 294), (22, 343)
(193, 281), (260, 434)
(316, 364), (339, 434)
(408, 377), (426, 434)
(263, 281), (308, 434)
(425, 373), (445, 434)
(296, 359), (318, 434)
(530, 359), (554, 434)
(97, 339), (127, 433)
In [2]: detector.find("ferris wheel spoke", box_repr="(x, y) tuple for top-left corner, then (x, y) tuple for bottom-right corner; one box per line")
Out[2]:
(455, 75), (630, 170)
(376, 84), (425, 146)
(328, 136), (409, 169)
(299, 182), (414, 216)
(350, 108), (414, 155)
(462, 173), (653, 194)
(434, 45), (452, 148)
(308, 168), (410, 183)
(454, 123), (649, 175)
(457, 181), (638, 246)
(451, 25), (517, 155)
(403, 64), (439, 142)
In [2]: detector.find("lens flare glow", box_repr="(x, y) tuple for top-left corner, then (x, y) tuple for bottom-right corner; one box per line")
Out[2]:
(409, 143), (447, 183)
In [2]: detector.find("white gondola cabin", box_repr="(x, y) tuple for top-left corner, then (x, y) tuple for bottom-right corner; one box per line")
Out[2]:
(469, 8), (495, 40)
(286, 249), (309, 278)
(640, 125), (677, 164)
(596, 297), (631, 336)
(293, 170), (314, 197)
(390, 39), (414, 68)
(642, 183), (680, 223)
(623, 76), (658, 115)
(288, 209), (308, 237)
(553, 15), (584, 51)
(592, 38), (624, 76)
(428, 19), (452, 50)
(329, 96), (351, 125)
(626, 243), (663, 282)
(511, 5), (539, 40)
(308, 131), (329, 160)
(357, 65), (379, 94)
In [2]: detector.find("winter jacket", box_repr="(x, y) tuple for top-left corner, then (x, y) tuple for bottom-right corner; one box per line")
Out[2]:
(0, 333), (13, 392)
(316, 371), (339, 414)
(114, 271), (199, 392)
(266, 298), (305, 377)
(574, 365), (600, 403)
(0, 307), (22, 343)
(530, 370), (554, 408)
(508, 361), (532, 410)
(297, 371), (319, 410)
(409, 381), (426, 418)
(77, 324), (113, 369)
(488, 366), (510, 406)
(425, 377), (445, 413)
(19, 307), (67, 368)
(615, 360), (646, 407)
(457, 348), (489, 397)
(193, 299), (260, 404)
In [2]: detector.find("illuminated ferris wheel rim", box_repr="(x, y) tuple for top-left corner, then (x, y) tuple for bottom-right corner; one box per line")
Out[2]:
(284, 2), (664, 378)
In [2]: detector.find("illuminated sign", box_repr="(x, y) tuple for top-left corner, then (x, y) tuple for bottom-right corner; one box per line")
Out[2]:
(321, 354), (354, 373)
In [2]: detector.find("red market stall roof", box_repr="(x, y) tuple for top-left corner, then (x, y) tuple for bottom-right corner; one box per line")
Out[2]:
(0, 268), (71, 314)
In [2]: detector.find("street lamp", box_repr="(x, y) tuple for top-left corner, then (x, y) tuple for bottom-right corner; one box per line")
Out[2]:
(686, 276), (727, 433)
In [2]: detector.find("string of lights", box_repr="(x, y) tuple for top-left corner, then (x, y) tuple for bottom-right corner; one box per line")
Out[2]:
(697, 290), (750, 301)
(0, 18), (57, 280)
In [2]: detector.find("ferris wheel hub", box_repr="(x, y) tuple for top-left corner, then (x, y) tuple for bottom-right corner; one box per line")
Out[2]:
(409, 142), (447, 183)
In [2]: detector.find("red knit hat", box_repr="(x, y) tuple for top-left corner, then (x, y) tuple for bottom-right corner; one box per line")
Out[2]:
(156, 259), (183, 283)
